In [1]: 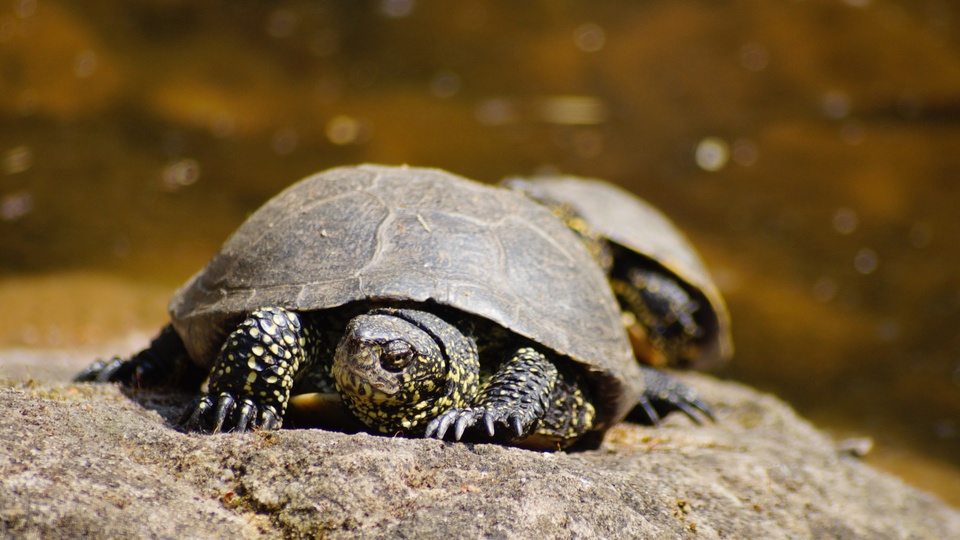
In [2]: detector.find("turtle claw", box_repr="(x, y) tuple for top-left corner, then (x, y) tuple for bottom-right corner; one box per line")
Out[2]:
(425, 412), (456, 439)
(75, 356), (155, 387)
(635, 395), (662, 425)
(213, 393), (236, 433)
(261, 408), (281, 430)
(180, 392), (282, 433)
(483, 414), (496, 437)
(425, 408), (492, 441)
(423, 418), (439, 439)
(73, 357), (125, 383)
(675, 394), (714, 425)
(234, 399), (256, 432)
(425, 409), (476, 440)
(425, 406), (538, 442)
(454, 413), (476, 440)
(479, 408), (535, 439)
(511, 415), (524, 438)
(180, 394), (216, 432)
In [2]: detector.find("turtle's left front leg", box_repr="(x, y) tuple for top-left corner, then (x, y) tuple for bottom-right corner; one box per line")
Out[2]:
(425, 347), (595, 447)
(181, 306), (320, 433)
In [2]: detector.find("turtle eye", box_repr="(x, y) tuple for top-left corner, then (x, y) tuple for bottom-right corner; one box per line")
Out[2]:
(381, 340), (415, 372)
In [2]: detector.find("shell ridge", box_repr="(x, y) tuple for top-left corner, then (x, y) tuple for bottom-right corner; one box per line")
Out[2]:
(354, 187), (394, 288)
(487, 218), (522, 329)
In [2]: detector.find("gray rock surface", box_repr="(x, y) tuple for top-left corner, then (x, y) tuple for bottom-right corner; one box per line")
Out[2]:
(1, 362), (957, 539)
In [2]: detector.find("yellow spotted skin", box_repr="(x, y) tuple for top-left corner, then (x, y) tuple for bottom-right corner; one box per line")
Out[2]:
(179, 305), (600, 446)
(337, 310), (600, 447)
(332, 308), (481, 435)
(181, 307), (323, 432)
(469, 347), (595, 444)
(206, 308), (306, 423)
(610, 265), (703, 369)
(415, 324), (599, 447)
(532, 364), (595, 445)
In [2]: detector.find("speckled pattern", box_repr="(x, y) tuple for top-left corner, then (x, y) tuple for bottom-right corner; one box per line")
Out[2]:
(183, 305), (601, 446)
(430, 346), (599, 446)
(183, 307), (311, 432)
(332, 308), (480, 435)
(610, 266), (703, 369)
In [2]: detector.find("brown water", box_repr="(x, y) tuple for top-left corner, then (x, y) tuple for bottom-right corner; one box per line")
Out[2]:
(2, 1), (958, 505)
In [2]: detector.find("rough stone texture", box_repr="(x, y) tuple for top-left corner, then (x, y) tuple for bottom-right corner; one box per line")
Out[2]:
(0, 367), (957, 539)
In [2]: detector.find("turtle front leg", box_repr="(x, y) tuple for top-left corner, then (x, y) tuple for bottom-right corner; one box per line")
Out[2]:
(181, 306), (317, 433)
(425, 347), (595, 447)
(74, 324), (205, 391)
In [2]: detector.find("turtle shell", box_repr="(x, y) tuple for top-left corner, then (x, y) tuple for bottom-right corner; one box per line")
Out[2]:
(168, 164), (641, 429)
(506, 176), (733, 370)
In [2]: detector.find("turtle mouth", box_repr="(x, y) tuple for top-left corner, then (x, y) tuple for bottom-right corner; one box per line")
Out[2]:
(333, 341), (403, 397)
(335, 370), (384, 400)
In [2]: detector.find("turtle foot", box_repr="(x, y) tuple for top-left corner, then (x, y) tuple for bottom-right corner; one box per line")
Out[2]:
(424, 405), (534, 441)
(73, 324), (200, 390)
(632, 367), (714, 425)
(423, 347), (558, 442)
(74, 356), (135, 384)
(179, 392), (282, 433)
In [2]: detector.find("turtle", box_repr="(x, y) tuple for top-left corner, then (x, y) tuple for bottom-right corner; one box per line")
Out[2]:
(504, 175), (733, 423)
(75, 164), (660, 449)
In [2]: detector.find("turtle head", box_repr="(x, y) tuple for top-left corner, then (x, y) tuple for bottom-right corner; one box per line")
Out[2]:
(614, 267), (705, 369)
(332, 308), (479, 434)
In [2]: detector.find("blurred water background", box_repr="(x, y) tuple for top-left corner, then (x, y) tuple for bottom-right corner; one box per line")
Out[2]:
(1, 0), (958, 506)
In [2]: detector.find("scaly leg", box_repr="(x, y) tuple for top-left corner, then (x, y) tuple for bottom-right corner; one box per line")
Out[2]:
(180, 306), (322, 433)
(425, 347), (595, 446)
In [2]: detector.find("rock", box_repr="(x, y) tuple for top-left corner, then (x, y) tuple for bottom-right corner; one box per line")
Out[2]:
(0, 370), (957, 539)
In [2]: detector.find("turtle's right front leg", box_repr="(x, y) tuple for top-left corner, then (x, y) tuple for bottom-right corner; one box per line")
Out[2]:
(181, 306), (318, 433)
